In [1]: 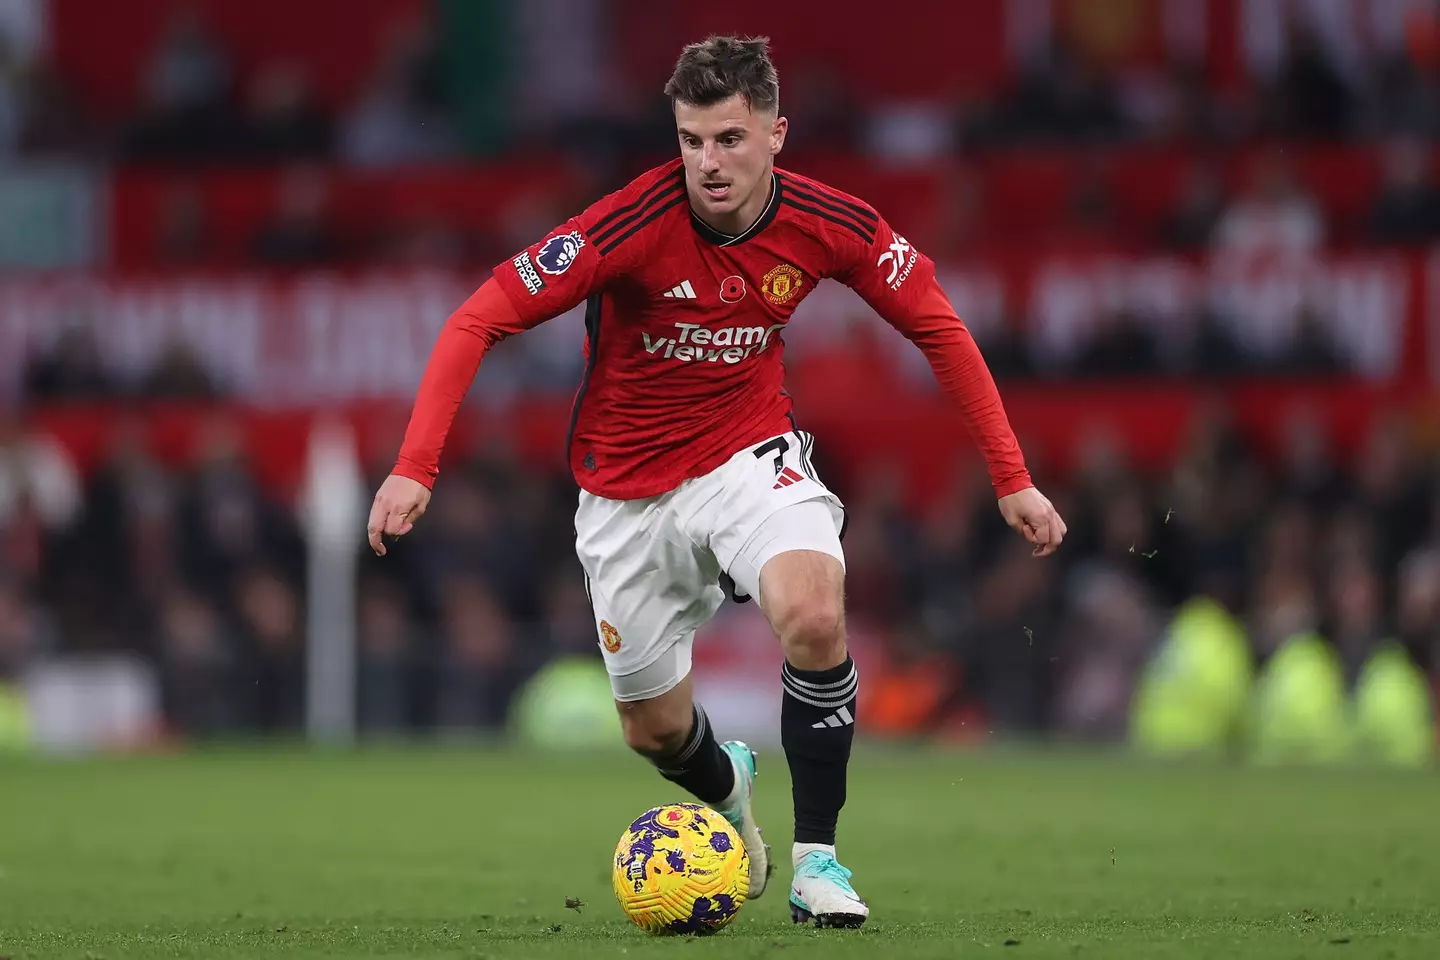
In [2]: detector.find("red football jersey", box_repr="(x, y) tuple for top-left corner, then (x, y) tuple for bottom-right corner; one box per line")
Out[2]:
(395, 159), (1031, 501)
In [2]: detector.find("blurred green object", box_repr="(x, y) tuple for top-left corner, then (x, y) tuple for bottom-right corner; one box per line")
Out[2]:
(437, 0), (515, 154)
(1248, 633), (1351, 765)
(509, 655), (623, 750)
(1352, 643), (1435, 768)
(0, 682), (32, 752)
(1129, 597), (1254, 756)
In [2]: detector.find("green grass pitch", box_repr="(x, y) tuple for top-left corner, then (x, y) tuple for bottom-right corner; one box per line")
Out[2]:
(2, 744), (1437, 958)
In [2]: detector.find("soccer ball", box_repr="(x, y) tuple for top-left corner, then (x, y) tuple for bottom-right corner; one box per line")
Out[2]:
(612, 802), (749, 935)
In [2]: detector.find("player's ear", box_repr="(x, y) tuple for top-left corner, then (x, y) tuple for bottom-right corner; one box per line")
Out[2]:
(770, 115), (787, 156)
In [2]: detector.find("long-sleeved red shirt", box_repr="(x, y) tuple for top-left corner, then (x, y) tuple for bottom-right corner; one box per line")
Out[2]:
(395, 160), (1031, 501)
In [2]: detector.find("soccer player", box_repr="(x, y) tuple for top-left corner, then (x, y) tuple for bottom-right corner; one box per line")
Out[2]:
(367, 36), (1065, 927)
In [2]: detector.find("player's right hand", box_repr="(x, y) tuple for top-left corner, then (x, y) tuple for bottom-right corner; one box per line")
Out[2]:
(367, 474), (432, 556)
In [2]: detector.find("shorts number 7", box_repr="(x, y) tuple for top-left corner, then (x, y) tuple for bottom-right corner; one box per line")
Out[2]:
(753, 436), (790, 475)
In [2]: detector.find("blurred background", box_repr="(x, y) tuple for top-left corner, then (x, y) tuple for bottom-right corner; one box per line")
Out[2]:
(0, 0), (1436, 764)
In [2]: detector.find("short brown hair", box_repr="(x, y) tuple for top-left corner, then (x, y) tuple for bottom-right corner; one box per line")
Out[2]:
(664, 35), (779, 115)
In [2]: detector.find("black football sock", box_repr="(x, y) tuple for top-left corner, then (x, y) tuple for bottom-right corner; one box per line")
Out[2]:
(651, 703), (736, 808)
(781, 656), (858, 846)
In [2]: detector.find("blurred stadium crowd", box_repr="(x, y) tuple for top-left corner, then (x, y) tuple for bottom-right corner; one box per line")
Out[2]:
(0, 0), (1437, 755)
(1, 394), (1436, 745)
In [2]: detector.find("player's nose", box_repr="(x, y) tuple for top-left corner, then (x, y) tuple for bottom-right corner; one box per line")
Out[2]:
(699, 144), (720, 174)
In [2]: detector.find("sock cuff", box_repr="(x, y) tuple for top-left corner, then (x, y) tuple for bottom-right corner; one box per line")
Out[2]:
(793, 842), (837, 867)
(782, 657), (857, 709)
(672, 703), (710, 766)
(784, 656), (854, 686)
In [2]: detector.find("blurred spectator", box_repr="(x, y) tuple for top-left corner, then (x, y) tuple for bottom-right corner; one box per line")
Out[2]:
(413, 467), (542, 620)
(996, 38), (1127, 145)
(0, 578), (45, 680)
(0, 413), (82, 536)
(1350, 416), (1427, 573)
(775, 61), (857, 154)
(1073, 310), (1160, 377)
(356, 575), (420, 734)
(1055, 568), (1161, 739)
(236, 60), (332, 162)
(179, 414), (303, 597)
(1161, 159), (1228, 249)
(1285, 308), (1343, 375)
(434, 576), (534, 731)
(123, 9), (237, 161)
(154, 588), (239, 735)
(152, 182), (214, 266)
(1212, 152), (1324, 258)
(0, 29), (22, 156)
(139, 340), (219, 400)
(1324, 554), (1385, 679)
(340, 18), (456, 168)
(251, 167), (338, 265)
(373, 214), (468, 267)
(1396, 548), (1440, 672)
(959, 538), (1058, 732)
(1367, 139), (1440, 246)
(62, 418), (181, 605)
(1276, 409), (1344, 510)
(234, 565), (304, 732)
(1263, 11), (1354, 139)
(1368, 7), (1440, 139)
(22, 326), (117, 403)
(17, 60), (92, 157)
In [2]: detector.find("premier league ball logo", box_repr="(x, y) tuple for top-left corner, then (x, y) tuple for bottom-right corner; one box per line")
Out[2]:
(537, 231), (585, 275)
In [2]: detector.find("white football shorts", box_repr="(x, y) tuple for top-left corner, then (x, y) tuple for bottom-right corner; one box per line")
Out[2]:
(574, 430), (846, 702)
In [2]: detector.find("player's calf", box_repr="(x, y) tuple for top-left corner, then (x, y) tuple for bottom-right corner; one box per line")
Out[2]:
(616, 683), (694, 757)
(759, 550), (862, 918)
(619, 684), (737, 826)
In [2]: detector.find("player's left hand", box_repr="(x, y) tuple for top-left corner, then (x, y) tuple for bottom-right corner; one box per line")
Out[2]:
(998, 487), (1067, 558)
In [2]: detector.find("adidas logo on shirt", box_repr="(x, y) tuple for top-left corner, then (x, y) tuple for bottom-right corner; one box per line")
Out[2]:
(661, 280), (697, 299)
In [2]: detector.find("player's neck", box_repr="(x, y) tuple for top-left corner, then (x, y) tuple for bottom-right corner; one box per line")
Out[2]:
(690, 171), (775, 238)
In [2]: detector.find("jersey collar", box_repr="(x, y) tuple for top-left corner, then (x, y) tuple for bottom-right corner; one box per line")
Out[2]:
(689, 172), (782, 247)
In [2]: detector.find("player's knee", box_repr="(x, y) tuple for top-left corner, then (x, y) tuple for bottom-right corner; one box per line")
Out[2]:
(617, 701), (691, 758)
(774, 595), (846, 669)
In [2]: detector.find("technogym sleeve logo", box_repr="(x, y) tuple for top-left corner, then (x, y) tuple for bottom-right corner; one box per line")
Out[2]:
(877, 233), (917, 291)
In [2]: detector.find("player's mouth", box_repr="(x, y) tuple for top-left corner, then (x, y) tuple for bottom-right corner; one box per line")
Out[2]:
(702, 182), (731, 201)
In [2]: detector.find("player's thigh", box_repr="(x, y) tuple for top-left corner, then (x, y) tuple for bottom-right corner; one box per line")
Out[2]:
(574, 491), (724, 700)
(728, 498), (846, 613)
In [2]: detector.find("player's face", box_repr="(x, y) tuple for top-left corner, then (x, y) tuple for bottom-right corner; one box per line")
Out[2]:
(675, 95), (786, 231)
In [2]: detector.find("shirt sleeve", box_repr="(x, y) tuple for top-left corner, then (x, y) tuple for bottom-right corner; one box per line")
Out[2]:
(833, 218), (1033, 498)
(392, 278), (530, 488)
(492, 216), (622, 324)
(392, 207), (638, 489)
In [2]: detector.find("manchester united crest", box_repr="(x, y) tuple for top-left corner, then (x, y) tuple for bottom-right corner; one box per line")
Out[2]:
(600, 620), (622, 654)
(760, 263), (803, 305)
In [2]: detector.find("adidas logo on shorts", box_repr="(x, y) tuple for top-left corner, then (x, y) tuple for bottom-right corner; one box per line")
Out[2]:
(773, 467), (805, 489)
